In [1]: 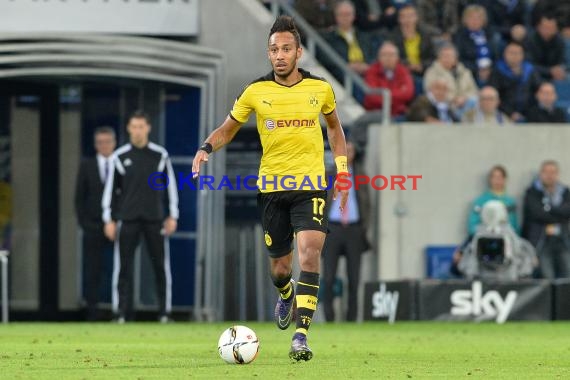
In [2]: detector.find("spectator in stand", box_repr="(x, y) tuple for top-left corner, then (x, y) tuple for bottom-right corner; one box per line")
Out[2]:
(462, 86), (511, 125)
(526, 82), (568, 123)
(407, 78), (458, 123)
(363, 41), (415, 117)
(525, 15), (567, 81)
(416, 0), (467, 41)
(467, 165), (519, 236)
(321, 0), (376, 83)
(523, 160), (570, 279)
(453, 5), (499, 83)
(353, 0), (412, 33)
(423, 43), (478, 119)
(475, 0), (527, 45)
(295, 0), (336, 32)
(389, 4), (435, 82)
(488, 41), (542, 123)
(532, 0), (570, 35)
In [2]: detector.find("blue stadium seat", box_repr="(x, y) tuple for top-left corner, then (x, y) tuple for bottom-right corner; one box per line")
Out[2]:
(554, 80), (570, 121)
(555, 100), (570, 122)
(554, 80), (570, 102)
(425, 245), (457, 279)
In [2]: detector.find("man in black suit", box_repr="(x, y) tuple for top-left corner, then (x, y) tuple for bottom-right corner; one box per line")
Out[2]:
(322, 141), (370, 322)
(75, 127), (116, 321)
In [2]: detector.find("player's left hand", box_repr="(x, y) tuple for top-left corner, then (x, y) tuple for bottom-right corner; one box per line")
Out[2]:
(163, 217), (178, 236)
(338, 187), (349, 211)
(192, 150), (209, 178)
(333, 177), (349, 211)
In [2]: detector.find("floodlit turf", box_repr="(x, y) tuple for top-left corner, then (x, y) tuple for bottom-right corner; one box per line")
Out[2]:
(0, 322), (569, 379)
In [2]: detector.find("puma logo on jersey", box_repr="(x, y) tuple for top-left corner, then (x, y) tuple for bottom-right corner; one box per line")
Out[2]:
(312, 217), (323, 225)
(262, 100), (273, 107)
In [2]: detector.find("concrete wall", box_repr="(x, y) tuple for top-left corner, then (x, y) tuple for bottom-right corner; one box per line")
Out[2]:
(371, 123), (570, 280)
(199, 0), (273, 113)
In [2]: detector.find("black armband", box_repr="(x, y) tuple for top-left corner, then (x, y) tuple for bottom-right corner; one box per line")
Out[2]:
(199, 142), (213, 154)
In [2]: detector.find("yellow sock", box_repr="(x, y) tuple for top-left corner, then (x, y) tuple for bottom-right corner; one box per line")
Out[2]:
(296, 271), (319, 335)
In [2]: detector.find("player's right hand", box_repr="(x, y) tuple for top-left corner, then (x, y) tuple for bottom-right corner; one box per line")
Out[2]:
(192, 150), (209, 178)
(104, 222), (117, 241)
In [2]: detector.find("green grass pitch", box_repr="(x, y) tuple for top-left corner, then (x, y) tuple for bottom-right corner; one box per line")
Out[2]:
(0, 322), (569, 379)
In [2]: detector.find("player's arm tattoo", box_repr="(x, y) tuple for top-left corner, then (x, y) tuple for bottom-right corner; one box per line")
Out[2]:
(211, 134), (227, 150)
(204, 116), (242, 152)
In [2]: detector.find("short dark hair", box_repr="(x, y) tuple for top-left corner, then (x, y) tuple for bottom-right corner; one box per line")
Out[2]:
(128, 110), (151, 124)
(398, 3), (417, 14)
(538, 14), (559, 27)
(269, 16), (301, 48)
(94, 126), (116, 139)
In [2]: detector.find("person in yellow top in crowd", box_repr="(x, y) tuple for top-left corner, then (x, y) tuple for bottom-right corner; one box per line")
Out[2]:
(389, 4), (435, 81)
(192, 16), (349, 361)
(321, 0), (376, 84)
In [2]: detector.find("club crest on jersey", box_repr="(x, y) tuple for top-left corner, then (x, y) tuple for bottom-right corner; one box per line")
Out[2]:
(123, 158), (133, 167)
(264, 232), (272, 247)
(309, 94), (319, 108)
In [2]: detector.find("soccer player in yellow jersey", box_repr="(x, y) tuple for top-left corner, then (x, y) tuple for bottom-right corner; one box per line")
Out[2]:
(192, 16), (349, 361)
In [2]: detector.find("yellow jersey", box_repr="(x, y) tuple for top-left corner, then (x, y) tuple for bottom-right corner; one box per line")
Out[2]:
(230, 69), (336, 192)
(404, 34), (421, 66)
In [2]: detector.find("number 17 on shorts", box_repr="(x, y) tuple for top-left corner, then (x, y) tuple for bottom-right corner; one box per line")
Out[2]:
(311, 197), (325, 226)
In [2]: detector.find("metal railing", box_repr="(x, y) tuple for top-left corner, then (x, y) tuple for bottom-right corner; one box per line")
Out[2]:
(0, 250), (8, 323)
(271, 0), (391, 126)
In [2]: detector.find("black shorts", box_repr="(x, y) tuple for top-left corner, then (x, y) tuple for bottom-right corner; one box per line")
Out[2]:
(257, 190), (328, 258)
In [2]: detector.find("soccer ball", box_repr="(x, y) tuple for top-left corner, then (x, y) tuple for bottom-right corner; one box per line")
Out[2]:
(217, 325), (259, 364)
